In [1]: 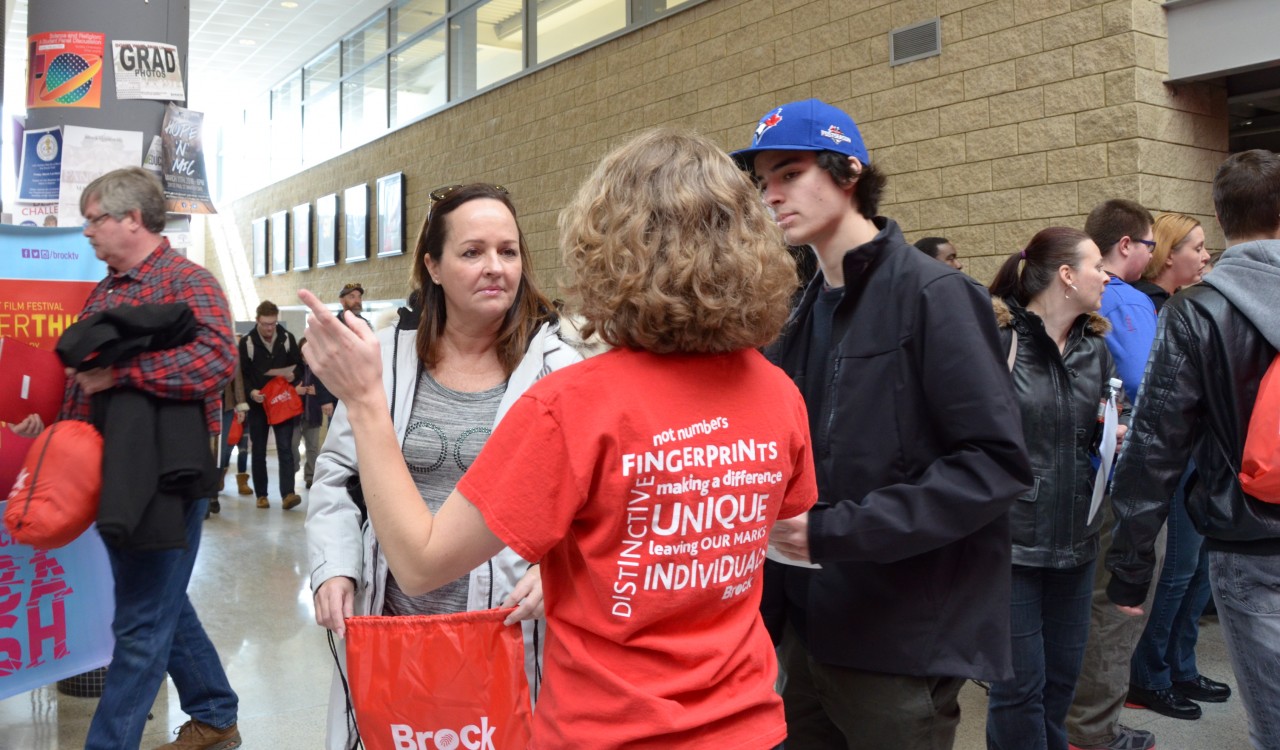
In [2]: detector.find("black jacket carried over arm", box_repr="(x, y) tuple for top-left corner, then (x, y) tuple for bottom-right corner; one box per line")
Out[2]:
(1106, 242), (1280, 607)
(765, 218), (1032, 681)
(57, 303), (219, 550)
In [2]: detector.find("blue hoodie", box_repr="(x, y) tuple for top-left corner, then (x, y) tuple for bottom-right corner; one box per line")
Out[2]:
(1098, 274), (1157, 404)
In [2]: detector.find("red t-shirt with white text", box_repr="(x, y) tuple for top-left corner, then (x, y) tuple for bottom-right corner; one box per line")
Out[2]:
(460, 347), (816, 750)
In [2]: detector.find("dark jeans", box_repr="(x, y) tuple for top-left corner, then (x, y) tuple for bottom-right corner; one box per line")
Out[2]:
(987, 561), (1095, 750)
(247, 405), (295, 498)
(1131, 464), (1211, 690)
(220, 409), (249, 473)
(780, 623), (964, 749)
(84, 499), (238, 748)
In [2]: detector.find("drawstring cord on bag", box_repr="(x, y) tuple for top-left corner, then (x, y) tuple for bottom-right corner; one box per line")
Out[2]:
(328, 629), (364, 750)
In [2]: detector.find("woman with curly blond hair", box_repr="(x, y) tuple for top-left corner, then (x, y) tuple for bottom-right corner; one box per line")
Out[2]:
(299, 127), (817, 749)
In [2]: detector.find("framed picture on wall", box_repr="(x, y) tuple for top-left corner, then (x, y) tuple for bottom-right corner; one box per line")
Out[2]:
(316, 193), (338, 268)
(292, 203), (312, 271)
(344, 183), (368, 264)
(376, 172), (403, 258)
(252, 217), (267, 277)
(271, 209), (288, 275)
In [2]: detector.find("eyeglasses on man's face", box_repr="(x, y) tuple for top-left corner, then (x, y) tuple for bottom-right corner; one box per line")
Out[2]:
(83, 212), (116, 229)
(1133, 238), (1156, 251)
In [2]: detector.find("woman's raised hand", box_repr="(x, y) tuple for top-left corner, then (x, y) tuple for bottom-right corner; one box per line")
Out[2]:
(298, 289), (383, 408)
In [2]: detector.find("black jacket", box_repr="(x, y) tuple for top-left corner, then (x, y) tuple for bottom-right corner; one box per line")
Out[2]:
(1107, 243), (1280, 607)
(995, 297), (1121, 569)
(239, 326), (302, 397)
(765, 218), (1031, 681)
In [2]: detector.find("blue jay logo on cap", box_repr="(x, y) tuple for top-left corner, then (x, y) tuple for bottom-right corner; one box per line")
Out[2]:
(820, 125), (852, 147)
(754, 108), (784, 146)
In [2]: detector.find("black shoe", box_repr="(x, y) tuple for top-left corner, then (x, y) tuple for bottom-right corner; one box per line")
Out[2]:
(1126, 684), (1202, 720)
(1173, 675), (1231, 703)
(209, 498), (221, 514)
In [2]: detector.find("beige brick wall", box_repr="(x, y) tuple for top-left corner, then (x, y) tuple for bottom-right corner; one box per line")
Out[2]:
(219, 0), (1228, 314)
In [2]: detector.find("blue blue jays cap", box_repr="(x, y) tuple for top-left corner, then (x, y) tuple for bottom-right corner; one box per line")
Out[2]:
(731, 98), (870, 170)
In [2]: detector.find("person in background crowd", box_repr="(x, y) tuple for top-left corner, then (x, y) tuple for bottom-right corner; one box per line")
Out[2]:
(914, 235), (964, 271)
(337, 282), (370, 327)
(985, 227), (1123, 750)
(1108, 150), (1280, 750)
(240, 300), (302, 510)
(734, 98), (1031, 749)
(14, 167), (241, 750)
(291, 338), (332, 491)
(217, 334), (250, 512)
(1125, 213), (1229, 721)
(307, 183), (585, 750)
(302, 128), (815, 749)
(1068, 198), (1163, 750)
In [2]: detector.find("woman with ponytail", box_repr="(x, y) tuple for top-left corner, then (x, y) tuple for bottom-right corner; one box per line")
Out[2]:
(985, 227), (1127, 750)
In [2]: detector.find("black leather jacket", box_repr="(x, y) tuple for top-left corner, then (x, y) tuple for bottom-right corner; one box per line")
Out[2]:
(1107, 280), (1280, 606)
(995, 298), (1123, 569)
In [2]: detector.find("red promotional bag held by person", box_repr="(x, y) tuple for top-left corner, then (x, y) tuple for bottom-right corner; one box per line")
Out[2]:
(3, 420), (104, 549)
(1240, 353), (1280, 503)
(344, 608), (533, 750)
(261, 376), (302, 425)
(225, 417), (244, 447)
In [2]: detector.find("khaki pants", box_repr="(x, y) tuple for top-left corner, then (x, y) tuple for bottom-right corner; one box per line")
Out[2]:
(1067, 503), (1168, 747)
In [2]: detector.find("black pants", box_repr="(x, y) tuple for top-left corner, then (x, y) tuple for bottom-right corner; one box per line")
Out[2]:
(247, 405), (295, 499)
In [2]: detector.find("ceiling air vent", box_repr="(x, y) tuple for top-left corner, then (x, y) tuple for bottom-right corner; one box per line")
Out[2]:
(890, 18), (941, 66)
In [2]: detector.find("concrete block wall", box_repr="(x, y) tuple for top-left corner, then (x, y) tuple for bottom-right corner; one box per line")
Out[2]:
(219, 0), (1229, 309)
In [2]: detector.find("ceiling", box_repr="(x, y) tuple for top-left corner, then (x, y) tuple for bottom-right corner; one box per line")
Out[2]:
(4, 0), (391, 115)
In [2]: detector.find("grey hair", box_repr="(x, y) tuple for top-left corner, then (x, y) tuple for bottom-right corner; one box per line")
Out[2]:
(80, 167), (167, 233)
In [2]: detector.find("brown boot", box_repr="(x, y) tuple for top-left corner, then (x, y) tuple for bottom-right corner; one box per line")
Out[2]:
(282, 493), (301, 510)
(256, 496), (269, 509)
(236, 473), (252, 496)
(155, 718), (242, 749)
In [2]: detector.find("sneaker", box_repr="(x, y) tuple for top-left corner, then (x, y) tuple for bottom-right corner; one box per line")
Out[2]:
(282, 493), (301, 510)
(209, 498), (220, 514)
(256, 496), (270, 509)
(1068, 724), (1156, 750)
(155, 718), (241, 749)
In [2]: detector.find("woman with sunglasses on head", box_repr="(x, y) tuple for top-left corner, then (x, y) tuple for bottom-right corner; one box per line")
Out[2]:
(305, 183), (589, 750)
(300, 128), (816, 749)
(985, 228), (1129, 750)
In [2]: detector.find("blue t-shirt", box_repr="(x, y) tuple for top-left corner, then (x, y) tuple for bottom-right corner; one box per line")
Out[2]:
(1098, 275), (1157, 404)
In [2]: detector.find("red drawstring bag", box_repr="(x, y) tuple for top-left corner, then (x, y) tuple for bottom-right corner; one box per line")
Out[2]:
(261, 376), (302, 425)
(226, 417), (244, 447)
(1240, 354), (1280, 503)
(345, 609), (533, 750)
(4, 420), (103, 549)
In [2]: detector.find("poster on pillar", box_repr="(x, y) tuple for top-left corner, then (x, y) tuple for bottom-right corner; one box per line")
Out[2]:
(111, 40), (186, 102)
(55, 125), (145, 228)
(0, 224), (114, 702)
(17, 127), (63, 204)
(161, 103), (216, 215)
(26, 31), (106, 110)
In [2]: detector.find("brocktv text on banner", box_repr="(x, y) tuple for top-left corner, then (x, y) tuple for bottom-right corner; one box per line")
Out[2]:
(161, 103), (216, 214)
(17, 127), (63, 203)
(111, 40), (186, 102)
(26, 31), (106, 110)
(0, 224), (114, 701)
(55, 125), (144, 228)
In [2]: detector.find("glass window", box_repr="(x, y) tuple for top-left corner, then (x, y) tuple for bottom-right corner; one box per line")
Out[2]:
(270, 72), (303, 179)
(450, 0), (523, 98)
(391, 25), (447, 127)
(305, 45), (341, 99)
(343, 14), (389, 73)
(537, 0), (626, 63)
(394, 0), (446, 45)
(342, 61), (389, 148)
(303, 88), (340, 165)
(634, 0), (695, 23)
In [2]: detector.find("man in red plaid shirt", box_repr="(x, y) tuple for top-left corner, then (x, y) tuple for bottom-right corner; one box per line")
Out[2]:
(16, 167), (242, 749)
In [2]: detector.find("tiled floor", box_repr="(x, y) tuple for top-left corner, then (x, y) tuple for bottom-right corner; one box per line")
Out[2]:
(0, 464), (1255, 749)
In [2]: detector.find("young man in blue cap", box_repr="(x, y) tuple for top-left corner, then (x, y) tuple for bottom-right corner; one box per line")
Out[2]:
(735, 99), (1032, 748)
